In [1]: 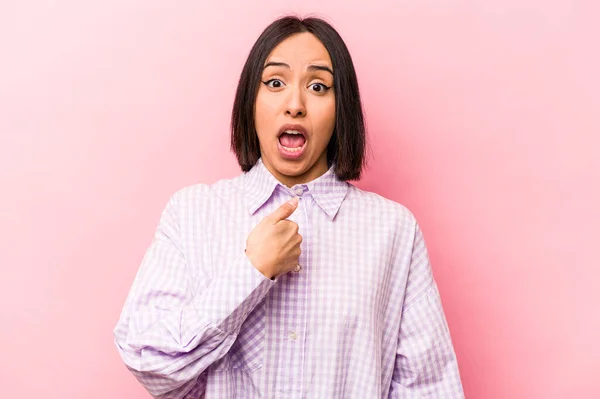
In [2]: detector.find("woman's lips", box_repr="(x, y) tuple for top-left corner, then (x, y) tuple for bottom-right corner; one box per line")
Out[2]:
(276, 123), (309, 160)
(277, 139), (307, 159)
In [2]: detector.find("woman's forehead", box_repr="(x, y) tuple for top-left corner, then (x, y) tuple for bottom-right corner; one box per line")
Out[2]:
(265, 32), (332, 69)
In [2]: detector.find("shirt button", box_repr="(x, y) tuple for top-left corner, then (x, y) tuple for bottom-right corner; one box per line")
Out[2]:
(289, 331), (297, 340)
(293, 187), (304, 196)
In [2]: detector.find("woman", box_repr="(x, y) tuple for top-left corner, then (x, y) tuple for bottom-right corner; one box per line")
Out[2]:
(114, 16), (464, 398)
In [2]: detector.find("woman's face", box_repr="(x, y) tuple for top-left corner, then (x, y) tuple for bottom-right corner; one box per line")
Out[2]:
(254, 32), (336, 188)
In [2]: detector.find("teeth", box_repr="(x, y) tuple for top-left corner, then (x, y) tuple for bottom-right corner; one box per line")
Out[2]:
(282, 145), (304, 152)
(284, 130), (303, 135)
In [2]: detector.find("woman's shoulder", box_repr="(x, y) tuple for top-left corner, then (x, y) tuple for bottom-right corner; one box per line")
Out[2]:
(346, 184), (418, 226)
(165, 173), (246, 209)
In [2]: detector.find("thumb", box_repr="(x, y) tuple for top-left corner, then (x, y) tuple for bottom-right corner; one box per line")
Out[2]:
(268, 197), (299, 223)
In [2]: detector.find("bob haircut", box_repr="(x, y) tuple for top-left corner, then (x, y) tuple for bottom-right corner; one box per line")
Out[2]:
(230, 16), (367, 181)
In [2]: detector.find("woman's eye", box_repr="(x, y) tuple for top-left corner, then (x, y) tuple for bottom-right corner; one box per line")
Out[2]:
(263, 79), (284, 88)
(309, 83), (330, 93)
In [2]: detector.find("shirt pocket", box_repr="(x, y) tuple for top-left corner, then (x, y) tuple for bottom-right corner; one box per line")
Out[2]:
(227, 299), (266, 373)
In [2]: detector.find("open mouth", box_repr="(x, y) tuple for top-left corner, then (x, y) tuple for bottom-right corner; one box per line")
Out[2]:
(277, 124), (308, 159)
(278, 129), (307, 152)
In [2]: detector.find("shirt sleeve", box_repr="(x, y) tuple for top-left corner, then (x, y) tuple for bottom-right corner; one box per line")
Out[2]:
(389, 222), (465, 398)
(113, 190), (276, 399)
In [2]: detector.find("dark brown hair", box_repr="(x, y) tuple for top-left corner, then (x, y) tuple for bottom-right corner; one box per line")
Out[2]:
(230, 16), (367, 181)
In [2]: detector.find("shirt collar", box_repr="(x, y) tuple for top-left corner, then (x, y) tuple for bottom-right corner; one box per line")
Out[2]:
(244, 158), (349, 221)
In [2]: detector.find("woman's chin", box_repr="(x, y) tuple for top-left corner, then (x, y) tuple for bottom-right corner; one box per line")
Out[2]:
(273, 160), (309, 177)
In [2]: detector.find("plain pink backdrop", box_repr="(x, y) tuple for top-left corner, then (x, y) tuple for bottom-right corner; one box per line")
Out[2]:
(1, 1), (599, 398)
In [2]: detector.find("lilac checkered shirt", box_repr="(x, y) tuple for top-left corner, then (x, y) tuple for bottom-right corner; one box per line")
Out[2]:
(113, 158), (464, 398)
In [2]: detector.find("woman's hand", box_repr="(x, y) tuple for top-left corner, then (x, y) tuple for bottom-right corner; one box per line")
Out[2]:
(245, 197), (302, 279)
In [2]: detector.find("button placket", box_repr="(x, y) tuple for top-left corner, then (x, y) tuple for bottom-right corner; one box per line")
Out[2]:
(280, 185), (310, 394)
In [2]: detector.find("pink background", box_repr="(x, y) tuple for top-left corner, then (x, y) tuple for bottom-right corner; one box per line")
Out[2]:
(1, 1), (599, 398)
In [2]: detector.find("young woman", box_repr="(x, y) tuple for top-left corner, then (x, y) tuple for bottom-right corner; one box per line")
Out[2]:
(114, 16), (464, 399)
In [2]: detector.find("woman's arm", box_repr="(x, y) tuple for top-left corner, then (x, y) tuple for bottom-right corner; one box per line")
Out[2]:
(389, 222), (465, 398)
(113, 190), (275, 399)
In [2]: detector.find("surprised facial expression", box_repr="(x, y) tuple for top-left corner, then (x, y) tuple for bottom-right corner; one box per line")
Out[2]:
(254, 32), (336, 187)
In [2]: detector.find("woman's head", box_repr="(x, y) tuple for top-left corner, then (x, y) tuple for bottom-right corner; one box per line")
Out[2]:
(231, 16), (366, 186)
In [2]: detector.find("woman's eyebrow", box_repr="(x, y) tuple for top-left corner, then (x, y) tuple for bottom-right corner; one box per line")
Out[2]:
(307, 65), (334, 76)
(263, 61), (334, 76)
(263, 61), (290, 70)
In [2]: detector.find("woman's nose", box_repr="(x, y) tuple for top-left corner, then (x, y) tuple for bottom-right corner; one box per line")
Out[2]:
(285, 88), (306, 117)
